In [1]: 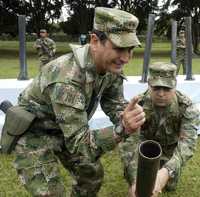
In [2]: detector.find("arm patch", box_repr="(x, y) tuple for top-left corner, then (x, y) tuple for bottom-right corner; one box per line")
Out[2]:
(51, 83), (85, 110)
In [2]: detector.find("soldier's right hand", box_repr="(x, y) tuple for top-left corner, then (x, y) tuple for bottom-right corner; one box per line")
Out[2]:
(122, 96), (145, 134)
(128, 184), (137, 197)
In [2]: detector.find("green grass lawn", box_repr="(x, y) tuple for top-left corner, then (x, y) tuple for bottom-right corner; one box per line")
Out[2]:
(0, 41), (200, 196)
(1, 139), (200, 197)
(0, 41), (200, 78)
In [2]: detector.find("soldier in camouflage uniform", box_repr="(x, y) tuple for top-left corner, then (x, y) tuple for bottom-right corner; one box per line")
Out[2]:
(34, 29), (56, 69)
(176, 30), (186, 75)
(119, 62), (199, 197)
(4, 7), (145, 197)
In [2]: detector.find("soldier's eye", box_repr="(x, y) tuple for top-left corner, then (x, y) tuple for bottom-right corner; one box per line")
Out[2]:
(152, 86), (171, 91)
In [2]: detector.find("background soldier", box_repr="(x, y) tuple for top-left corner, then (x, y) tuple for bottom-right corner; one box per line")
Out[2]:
(1, 7), (145, 197)
(119, 62), (199, 197)
(34, 29), (56, 69)
(176, 30), (186, 74)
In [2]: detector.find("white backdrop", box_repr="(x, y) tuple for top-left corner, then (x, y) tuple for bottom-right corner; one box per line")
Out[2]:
(1, 76), (200, 135)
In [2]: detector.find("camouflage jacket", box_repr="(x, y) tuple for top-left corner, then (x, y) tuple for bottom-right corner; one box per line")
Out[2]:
(120, 90), (199, 184)
(177, 37), (186, 49)
(18, 44), (127, 153)
(34, 37), (56, 61)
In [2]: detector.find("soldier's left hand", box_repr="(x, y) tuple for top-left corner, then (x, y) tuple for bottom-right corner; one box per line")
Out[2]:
(122, 96), (145, 134)
(128, 183), (137, 197)
(151, 168), (169, 197)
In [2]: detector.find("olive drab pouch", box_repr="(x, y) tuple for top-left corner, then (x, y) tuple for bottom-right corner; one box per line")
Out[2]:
(1, 106), (36, 154)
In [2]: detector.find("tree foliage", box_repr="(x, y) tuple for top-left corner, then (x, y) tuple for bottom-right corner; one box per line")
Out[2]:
(61, 0), (117, 35)
(158, 0), (200, 54)
(0, 0), (64, 34)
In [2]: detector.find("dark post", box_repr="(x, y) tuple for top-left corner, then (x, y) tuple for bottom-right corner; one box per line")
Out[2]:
(18, 15), (28, 80)
(171, 20), (177, 64)
(141, 14), (155, 83)
(185, 17), (194, 80)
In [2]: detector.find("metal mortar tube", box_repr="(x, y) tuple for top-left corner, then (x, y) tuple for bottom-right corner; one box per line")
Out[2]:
(136, 140), (162, 197)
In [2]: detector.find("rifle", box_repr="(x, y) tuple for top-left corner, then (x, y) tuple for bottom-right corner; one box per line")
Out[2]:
(40, 40), (54, 58)
(135, 140), (162, 197)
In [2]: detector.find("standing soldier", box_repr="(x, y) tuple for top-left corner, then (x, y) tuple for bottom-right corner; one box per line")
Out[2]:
(1, 7), (145, 197)
(176, 30), (186, 74)
(34, 29), (56, 69)
(119, 62), (199, 197)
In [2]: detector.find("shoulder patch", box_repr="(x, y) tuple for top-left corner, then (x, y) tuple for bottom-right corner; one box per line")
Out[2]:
(51, 83), (85, 110)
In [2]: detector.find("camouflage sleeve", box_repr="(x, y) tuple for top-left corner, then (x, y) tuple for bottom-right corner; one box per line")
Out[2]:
(48, 82), (119, 154)
(34, 39), (41, 49)
(118, 133), (140, 185)
(100, 75), (128, 125)
(177, 38), (186, 49)
(164, 104), (199, 178)
(51, 39), (56, 53)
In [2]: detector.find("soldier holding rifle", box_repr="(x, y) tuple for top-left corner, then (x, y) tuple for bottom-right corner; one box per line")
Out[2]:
(34, 29), (56, 69)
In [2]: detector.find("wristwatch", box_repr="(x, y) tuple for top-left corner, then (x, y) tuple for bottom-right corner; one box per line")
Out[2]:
(165, 166), (175, 178)
(114, 124), (129, 139)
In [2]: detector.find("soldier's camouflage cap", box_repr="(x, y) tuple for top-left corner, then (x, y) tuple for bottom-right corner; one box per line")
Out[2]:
(93, 7), (141, 48)
(40, 29), (47, 33)
(148, 62), (177, 88)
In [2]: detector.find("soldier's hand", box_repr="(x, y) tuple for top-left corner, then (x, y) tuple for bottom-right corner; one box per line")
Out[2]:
(128, 184), (137, 197)
(122, 96), (145, 134)
(151, 168), (169, 197)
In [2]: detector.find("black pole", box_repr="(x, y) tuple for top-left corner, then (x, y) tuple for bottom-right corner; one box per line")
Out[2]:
(141, 14), (155, 83)
(171, 20), (177, 64)
(185, 17), (194, 80)
(18, 15), (28, 80)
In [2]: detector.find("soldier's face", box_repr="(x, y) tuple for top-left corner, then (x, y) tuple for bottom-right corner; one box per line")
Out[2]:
(90, 34), (133, 74)
(40, 32), (48, 38)
(149, 86), (176, 107)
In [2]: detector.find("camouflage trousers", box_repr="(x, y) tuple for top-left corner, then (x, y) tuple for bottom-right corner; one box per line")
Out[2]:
(119, 134), (181, 191)
(176, 48), (186, 75)
(13, 128), (104, 197)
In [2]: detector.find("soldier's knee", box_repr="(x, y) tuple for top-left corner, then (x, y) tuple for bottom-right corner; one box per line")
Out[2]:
(25, 176), (65, 197)
(16, 167), (65, 197)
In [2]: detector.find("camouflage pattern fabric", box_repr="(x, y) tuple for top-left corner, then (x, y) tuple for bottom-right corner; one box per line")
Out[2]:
(176, 35), (186, 74)
(14, 43), (127, 196)
(148, 62), (177, 88)
(119, 90), (199, 190)
(94, 7), (141, 48)
(34, 37), (56, 68)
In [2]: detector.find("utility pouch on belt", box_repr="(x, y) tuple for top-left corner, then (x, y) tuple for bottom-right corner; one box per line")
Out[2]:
(1, 106), (36, 154)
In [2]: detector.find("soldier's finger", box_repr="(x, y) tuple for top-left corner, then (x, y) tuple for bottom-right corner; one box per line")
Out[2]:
(125, 96), (140, 112)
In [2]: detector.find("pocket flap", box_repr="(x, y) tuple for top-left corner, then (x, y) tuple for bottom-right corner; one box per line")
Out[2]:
(4, 106), (36, 136)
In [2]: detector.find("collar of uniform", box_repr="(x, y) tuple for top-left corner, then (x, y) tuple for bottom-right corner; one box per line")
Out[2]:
(69, 43), (91, 69)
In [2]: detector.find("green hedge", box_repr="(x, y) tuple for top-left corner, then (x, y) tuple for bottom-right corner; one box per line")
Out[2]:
(0, 33), (169, 43)
(0, 34), (79, 42)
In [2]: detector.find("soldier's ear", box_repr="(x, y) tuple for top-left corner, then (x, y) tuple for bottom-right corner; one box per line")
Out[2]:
(90, 34), (100, 45)
(90, 33), (100, 51)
